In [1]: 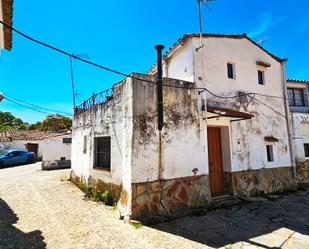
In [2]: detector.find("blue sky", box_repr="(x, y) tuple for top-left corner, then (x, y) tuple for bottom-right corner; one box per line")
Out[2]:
(0, 0), (308, 123)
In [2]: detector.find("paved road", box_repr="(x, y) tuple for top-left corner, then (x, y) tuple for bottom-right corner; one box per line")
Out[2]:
(0, 163), (308, 249)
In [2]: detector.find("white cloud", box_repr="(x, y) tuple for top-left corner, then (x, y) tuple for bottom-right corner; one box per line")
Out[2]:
(248, 12), (286, 38)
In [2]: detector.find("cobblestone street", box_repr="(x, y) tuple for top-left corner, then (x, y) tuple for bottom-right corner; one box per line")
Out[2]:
(0, 163), (309, 249)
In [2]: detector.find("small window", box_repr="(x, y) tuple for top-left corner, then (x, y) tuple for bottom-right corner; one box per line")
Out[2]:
(304, 144), (309, 157)
(227, 63), (235, 79)
(287, 88), (305, 106)
(94, 137), (111, 171)
(63, 138), (72, 144)
(258, 70), (265, 85)
(83, 136), (87, 154)
(266, 144), (274, 162)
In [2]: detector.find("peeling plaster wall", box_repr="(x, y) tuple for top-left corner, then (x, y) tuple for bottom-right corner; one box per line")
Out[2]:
(198, 37), (290, 171)
(130, 74), (208, 184)
(161, 36), (291, 172)
(71, 78), (133, 207)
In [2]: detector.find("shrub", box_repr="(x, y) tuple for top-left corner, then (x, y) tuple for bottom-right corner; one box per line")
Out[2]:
(101, 191), (111, 204)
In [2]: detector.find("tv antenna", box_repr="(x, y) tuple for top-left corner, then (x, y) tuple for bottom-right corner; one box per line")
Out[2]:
(256, 35), (270, 45)
(69, 52), (90, 109)
(196, 0), (216, 51)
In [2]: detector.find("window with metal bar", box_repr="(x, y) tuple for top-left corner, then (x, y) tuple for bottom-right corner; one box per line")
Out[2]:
(94, 137), (111, 171)
(287, 88), (305, 106)
(63, 138), (72, 144)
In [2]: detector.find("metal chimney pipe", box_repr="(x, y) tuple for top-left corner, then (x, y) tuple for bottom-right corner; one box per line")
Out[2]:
(155, 44), (165, 131)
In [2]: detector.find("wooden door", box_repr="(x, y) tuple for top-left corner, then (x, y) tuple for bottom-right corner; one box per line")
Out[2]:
(26, 143), (38, 158)
(207, 127), (225, 195)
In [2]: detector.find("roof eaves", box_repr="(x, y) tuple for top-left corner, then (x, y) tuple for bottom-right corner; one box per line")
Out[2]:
(287, 79), (309, 84)
(147, 33), (286, 73)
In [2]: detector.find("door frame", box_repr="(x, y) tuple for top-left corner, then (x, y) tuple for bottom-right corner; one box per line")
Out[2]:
(207, 126), (225, 196)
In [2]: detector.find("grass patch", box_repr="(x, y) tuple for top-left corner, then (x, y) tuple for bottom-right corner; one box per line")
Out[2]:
(131, 223), (143, 229)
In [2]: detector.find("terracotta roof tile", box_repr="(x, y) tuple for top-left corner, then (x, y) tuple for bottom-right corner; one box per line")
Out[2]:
(0, 130), (70, 142)
(287, 79), (309, 84)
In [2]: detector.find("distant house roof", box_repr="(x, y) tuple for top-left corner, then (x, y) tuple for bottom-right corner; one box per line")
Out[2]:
(287, 79), (309, 84)
(0, 130), (70, 142)
(1, 0), (13, 51)
(148, 33), (287, 73)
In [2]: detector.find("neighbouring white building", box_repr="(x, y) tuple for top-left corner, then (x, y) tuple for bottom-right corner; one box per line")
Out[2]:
(41, 133), (72, 170)
(71, 33), (298, 222)
(0, 130), (71, 168)
(287, 79), (309, 181)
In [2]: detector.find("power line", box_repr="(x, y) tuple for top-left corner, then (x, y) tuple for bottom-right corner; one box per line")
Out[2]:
(4, 97), (54, 115)
(0, 20), (290, 103)
(3, 94), (72, 116)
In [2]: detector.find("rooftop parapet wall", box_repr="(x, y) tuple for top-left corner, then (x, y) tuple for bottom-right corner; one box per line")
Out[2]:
(130, 73), (208, 184)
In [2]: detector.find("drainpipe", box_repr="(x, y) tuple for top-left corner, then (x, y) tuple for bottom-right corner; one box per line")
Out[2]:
(155, 44), (164, 131)
(155, 44), (164, 181)
(281, 61), (297, 178)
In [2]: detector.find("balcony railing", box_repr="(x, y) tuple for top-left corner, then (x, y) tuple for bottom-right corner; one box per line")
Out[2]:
(74, 88), (113, 116)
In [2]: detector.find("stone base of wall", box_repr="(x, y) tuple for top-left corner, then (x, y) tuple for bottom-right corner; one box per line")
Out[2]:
(131, 175), (210, 223)
(88, 176), (122, 204)
(41, 160), (71, 170)
(296, 161), (309, 181)
(228, 166), (298, 197)
(69, 170), (122, 205)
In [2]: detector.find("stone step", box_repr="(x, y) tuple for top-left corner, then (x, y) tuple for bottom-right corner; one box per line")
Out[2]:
(208, 195), (243, 210)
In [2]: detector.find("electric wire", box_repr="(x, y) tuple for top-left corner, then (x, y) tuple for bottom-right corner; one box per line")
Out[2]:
(4, 97), (56, 115)
(0, 20), (290, 105)
(3, 94), (72, 116)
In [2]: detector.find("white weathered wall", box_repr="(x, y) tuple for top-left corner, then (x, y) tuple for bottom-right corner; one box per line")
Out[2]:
(162, 41), (195, 82)
(130, 74), (208, 183)
(41, 135), (72, 161)
(71, 79), (133, 188)
(162, 36), (291, 172)
(290, 113), (309, 162)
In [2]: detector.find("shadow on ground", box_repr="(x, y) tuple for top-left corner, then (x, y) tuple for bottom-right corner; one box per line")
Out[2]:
(0, 198), (46, 249)
(150, 191), (309, 248)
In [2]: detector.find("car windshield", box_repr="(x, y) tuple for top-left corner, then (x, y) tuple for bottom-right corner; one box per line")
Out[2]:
(0, 150), (10, 156)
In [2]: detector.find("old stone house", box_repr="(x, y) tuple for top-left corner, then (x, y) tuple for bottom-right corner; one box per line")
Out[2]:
(71, 33), (298, 222)
(287, 79), (309, 180)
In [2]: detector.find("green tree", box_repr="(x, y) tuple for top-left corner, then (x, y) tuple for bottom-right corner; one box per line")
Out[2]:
(28, 121), (43, 130)
(40, 115), (72, 132)
(0, 111), (29, 131)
